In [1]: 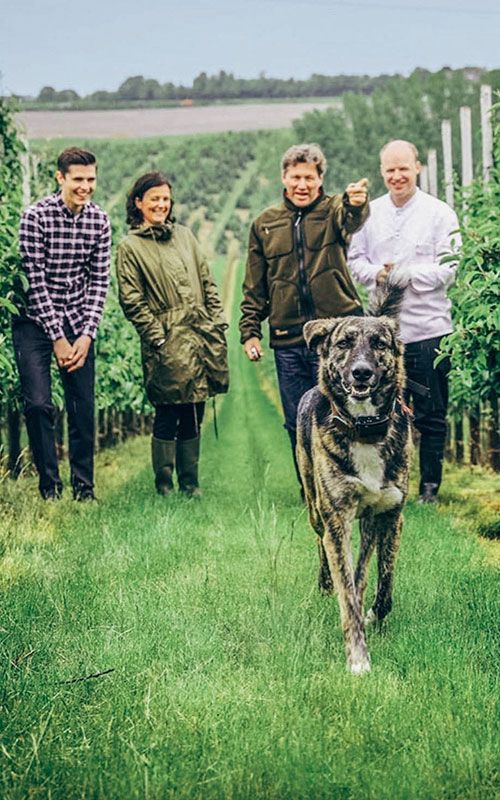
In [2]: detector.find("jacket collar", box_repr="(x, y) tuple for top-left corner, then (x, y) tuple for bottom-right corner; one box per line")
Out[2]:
(283, 187), (325, 215)
(130, 221), (174, 240)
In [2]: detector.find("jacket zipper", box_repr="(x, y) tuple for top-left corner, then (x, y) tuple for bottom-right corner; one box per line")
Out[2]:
(294, 211), (315, 320)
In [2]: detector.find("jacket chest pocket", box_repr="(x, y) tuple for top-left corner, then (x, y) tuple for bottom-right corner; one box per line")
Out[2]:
(261, 221), (293, 259)
(303, 214), (336, 251)
(414, 241), (434, 261)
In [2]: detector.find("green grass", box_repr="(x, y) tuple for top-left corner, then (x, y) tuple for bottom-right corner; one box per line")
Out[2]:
(1, 312), (499, 799)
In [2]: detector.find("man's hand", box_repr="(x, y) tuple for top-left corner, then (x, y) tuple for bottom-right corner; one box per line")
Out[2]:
(243, 337), (264, 361)
(376, 261), (395, 285)
(346, 178), (369, 207)
(65, 335), (92, 373)
(53, 337), (75, 368)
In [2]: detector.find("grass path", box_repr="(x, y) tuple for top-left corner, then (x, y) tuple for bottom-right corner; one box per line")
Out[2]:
(1, 309), (499, 799)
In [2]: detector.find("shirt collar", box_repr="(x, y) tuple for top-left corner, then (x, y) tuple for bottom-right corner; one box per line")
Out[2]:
(52, 190), (90, 219)
(388, 187), (420, 213)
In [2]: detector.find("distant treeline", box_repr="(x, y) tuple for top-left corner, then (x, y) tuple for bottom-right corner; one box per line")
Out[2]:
(15, 67), (500, 110)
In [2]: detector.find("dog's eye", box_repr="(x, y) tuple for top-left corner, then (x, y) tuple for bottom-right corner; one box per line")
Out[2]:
(373, 340), (389, 350)
(336, 339), (351, 349)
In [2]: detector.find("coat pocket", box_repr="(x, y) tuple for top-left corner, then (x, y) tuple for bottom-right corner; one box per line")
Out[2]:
(303, 212), (336, 251)
(199, 322), (229, 396)
(261, 220), (293, 259)
(143, 326), (203, 405)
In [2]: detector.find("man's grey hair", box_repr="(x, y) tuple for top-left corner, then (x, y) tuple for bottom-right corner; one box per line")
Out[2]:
(379, 140), (419, 162)
(281, 143), (327, 177)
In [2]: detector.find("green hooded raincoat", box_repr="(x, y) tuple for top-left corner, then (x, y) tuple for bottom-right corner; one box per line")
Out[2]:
(116, 223), (229, 406)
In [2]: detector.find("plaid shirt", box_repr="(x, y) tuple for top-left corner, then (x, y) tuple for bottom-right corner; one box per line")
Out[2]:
(19, 192), (111, 341)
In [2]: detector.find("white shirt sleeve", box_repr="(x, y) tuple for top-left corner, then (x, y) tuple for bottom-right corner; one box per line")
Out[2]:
(348, 225), (383, 290)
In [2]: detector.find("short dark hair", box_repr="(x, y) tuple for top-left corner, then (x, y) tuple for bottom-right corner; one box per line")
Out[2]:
(57, 147), (97, 175)
(126, 172), (174, 228)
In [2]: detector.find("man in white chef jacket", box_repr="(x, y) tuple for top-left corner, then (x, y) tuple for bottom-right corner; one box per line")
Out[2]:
(348, 139), (461, 503)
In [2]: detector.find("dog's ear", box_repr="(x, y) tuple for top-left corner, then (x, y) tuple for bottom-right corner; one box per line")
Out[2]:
(303, 318), (340, 351)
(384, 318), (404, 357)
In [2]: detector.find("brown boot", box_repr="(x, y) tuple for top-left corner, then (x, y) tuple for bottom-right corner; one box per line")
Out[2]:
(176, 437), (201, 497)
(151, 437), (176, 495)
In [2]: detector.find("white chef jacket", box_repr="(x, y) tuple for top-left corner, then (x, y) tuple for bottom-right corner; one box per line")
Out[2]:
(348, 188), (461, 344)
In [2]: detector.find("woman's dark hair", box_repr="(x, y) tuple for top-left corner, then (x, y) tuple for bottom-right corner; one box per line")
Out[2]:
(126, 171), (175, 227)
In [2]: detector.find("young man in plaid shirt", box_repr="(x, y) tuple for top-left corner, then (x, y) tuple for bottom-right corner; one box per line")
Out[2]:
(14, 147), (111, 500)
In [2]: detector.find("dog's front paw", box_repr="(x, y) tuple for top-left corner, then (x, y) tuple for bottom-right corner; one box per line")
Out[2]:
(348, 655), (371, 675)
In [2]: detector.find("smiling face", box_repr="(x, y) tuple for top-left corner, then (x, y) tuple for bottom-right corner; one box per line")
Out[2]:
(135, 184), (172, 226)
(56, 164), (97, 214)
(305, 316), (403, 410)
(380, 142), (421, 208)
(282, 161), (323, 207)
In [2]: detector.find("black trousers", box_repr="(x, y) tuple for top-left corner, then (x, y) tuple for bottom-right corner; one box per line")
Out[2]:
(404, 336), (450, 493)
(153, 402), (205, 441)
(12, 318), (95, 495)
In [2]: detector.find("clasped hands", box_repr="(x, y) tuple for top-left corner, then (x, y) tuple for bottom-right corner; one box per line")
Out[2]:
(53, 335), (92, 373)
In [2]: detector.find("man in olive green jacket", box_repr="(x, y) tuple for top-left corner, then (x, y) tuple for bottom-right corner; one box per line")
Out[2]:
(239, 143), (369, 490)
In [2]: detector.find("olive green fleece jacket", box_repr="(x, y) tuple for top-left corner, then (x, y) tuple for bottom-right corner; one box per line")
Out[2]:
(239, 190), (369, 348)
(116, 222), (229, 405)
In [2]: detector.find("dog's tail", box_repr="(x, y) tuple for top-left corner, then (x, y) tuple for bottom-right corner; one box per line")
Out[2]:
(367, 274), (406, 319)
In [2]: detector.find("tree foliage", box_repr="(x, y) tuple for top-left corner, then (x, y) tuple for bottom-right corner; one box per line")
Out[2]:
(0, 99), (26, 406)
(21, 67), (499, 112)
(439, 104), (500, 410)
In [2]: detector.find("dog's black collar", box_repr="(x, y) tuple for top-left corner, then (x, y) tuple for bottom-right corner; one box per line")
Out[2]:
(330, 397), (411, 444)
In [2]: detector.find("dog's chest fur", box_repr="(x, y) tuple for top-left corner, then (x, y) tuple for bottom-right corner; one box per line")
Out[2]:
(350, 440), (403, 515)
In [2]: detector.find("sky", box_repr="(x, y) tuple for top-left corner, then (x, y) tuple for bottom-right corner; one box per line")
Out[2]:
(1, 0), (499, 97)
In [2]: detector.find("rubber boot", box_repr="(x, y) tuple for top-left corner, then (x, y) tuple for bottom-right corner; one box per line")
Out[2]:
(151, 437), (176, 496)
(176, 437), (201, 497)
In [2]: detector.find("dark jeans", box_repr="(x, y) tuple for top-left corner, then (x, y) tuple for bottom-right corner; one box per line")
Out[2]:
(12, 318), (95, 496)
(274, 345), (320, 483)
(404, 336), (450, 493)
(153, 402), (205, 441)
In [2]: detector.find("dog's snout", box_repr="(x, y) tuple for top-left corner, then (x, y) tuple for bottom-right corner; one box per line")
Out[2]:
(351, 363), (374, 382)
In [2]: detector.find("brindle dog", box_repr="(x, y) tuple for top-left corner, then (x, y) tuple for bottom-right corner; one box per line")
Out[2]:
(296, 285), (411, 674)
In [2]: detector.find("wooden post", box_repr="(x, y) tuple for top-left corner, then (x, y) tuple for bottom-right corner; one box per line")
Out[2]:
(469, 405), (482, 466)
(7, 406), (22, 478)
(480, 84), (493, 183)
(427, 149), (438, 197)
(460, 106), (473, 187)
(419, 165), (429, 193)
(459, 105), (479, 464)
(18, 134), (31, 208)
(488, 393), (500, 472)
(441, 120), (454, 208)
(454, 416), (464, 464)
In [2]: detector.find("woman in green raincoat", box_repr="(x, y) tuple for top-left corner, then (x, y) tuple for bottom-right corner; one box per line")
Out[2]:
(116, 172), (229, 497)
